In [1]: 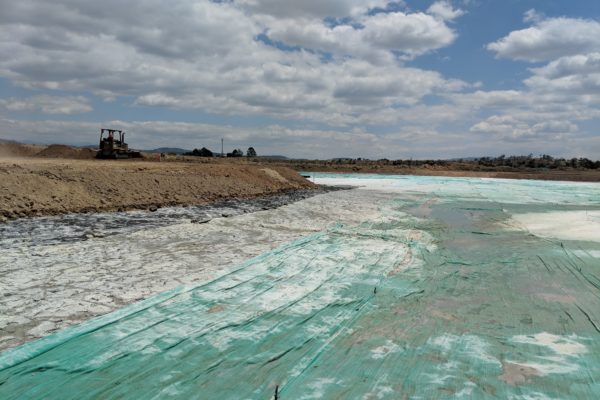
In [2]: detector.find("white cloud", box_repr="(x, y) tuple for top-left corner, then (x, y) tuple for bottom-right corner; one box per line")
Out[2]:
(523, 9), (544, 24)
(360, 11), (457, 56)
(525, 53), (600, 98)
(470, 115), (521, 135)
(130, 57), (461, 128)
(449, 90), (524, 109)
(234, 0), (389, 19)
(264, 10), (458, 62)
(470, 115), (579, 141)
(0, 95), (91, 114)
(0, 0), (464, 127)
(487, 15), (600, 62)
(531, 53), (600, 80)
(427, 1), (465, 21)
(0, 1), (598, 159)
(470, 13), (600, 146)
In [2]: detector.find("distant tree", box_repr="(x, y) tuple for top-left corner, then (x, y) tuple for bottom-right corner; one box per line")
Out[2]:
(190, 147), (213, 157)
(570, 158), (578, 168)
(227, 148), (244, 157)
(246, 147), (257, 157)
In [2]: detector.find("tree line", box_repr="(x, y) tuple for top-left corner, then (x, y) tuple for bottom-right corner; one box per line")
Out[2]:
(291, 154), (599, 170)
(185, 147), (257, 158)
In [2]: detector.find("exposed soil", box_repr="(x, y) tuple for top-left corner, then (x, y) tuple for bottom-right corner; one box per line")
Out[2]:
(0, 142), (46, 158)
(0, 158), (315, 221)
(499, 362), (542, 386)
(36, 144), (97, 159)
(1, 140), (598, 224)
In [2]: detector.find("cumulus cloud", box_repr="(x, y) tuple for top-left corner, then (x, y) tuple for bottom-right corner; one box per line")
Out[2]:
(427, 1), (465, 21)
(0, 0), (465, 127)
(470, 115), (578, 141)
(360, 11), (458, 55)
(0, 95), (91, 114)
(235, 0), (389, 19)
(531, 53), (600, 80)
(487, 14), (600, 62)
(525, 53), (600, 98)
(469, 12), (600, 146)
(457, 84), (598, 142)
(0, 1), (598, 158)
(470, 115), (521, 135)
(264, 10), (459, 62)
(523, 9), (544, 24)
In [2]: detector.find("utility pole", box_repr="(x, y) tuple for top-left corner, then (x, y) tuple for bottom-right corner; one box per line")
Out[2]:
(221, 138), (224, 158)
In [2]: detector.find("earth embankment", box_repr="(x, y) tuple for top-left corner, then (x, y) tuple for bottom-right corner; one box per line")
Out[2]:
(275, 161), (600, 182)
(0, 158), (315, 220)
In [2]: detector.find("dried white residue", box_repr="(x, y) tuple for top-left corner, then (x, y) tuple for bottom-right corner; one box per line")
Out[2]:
(508, 332), (588, 375)
(298, 378), (339, 400)
(429, 334), (501, 366)
(0, 189), (385, 351)
(370, 340), (402, 360)
(313, 175), (600, 206)
(508, 211), (600, 243)
(510, 392), (561, 400)
(422, 334), (501, 391)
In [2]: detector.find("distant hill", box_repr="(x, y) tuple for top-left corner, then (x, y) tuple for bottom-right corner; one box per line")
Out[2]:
(145, 147), (191, 154)
(259, 155), (289, 160)
(448, 157), (481, 161)
(330, 157), (353, 161)
(0, 138), (18, 144)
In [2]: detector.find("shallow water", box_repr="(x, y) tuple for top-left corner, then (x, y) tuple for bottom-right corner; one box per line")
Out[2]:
(1, 174), (599, 399)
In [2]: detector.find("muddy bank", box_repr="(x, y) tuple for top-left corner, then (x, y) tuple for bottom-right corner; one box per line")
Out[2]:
(0, 186), (343, 249)
(0, 158), (315, 221)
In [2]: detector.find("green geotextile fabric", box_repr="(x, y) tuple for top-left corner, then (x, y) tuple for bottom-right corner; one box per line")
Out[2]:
(1, 176), (600, 399)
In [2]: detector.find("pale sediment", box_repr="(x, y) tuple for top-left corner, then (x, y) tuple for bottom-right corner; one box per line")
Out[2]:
(509, 210), (600, 243)
(0, 188), (380, 351)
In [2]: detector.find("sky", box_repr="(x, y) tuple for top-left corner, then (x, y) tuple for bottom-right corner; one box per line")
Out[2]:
(0, 0), (599, 159)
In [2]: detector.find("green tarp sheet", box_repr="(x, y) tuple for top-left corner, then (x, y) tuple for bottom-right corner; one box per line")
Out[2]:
(1, 174), (599, 399)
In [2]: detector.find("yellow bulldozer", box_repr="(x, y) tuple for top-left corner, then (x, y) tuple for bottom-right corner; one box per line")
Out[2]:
(96, 128), (142, 159)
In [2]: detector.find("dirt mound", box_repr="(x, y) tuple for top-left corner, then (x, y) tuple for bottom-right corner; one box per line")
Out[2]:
(0, 142), (45, 158)
(0, 158), (315, 220)
(36, 144), (97, 159)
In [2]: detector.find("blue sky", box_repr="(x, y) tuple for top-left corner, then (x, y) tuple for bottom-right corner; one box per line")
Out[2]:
(0, 0), (599, 158)
(412, 1), (600, 86)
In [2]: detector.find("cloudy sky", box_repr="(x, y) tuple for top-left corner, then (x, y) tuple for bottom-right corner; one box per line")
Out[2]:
(1, 0), (599, 159)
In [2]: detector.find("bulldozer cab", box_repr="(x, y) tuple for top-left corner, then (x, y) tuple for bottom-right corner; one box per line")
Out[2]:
(100, 129), (125, 145)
